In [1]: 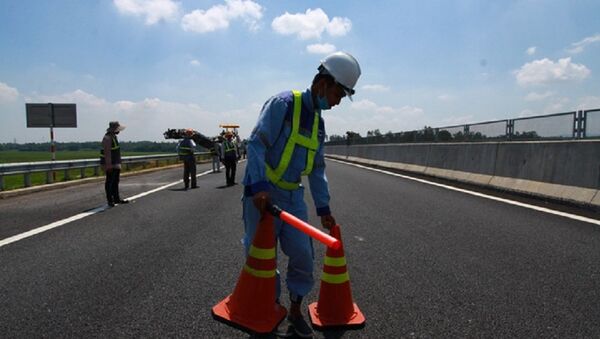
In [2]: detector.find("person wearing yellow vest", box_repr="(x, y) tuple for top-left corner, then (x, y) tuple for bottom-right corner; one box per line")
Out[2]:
(242, 51), (361, 337)
(100, 121), (128, 207)
(177, 128), (198, 190)
(220, 131), (239, 186)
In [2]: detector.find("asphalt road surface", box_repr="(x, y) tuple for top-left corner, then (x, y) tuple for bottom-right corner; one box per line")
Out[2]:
(1, 159), (600, 338)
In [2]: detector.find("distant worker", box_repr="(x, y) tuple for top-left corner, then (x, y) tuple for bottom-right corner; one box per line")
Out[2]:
(220, 131), (239, 186)
(100, 121), (129, 207)
(241, 51), (361, 337)
(176, 128), (198, 189)
(239, 140), (248, 159)
(210, 137), (222, 173)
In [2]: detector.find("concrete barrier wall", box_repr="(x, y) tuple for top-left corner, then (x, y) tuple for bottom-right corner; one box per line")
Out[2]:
(325, 140), (600, 208)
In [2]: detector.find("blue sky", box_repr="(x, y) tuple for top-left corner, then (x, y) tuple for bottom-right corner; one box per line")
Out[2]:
(1, 0), (599, 143)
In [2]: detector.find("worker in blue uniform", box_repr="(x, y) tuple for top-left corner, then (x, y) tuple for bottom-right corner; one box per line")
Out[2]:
(242, 51), (361, 338)
(176, 128), (197, 190)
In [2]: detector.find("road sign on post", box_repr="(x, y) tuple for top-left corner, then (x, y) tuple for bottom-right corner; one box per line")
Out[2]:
(25, 103), (77, 180)
(26, 103), (77, 128)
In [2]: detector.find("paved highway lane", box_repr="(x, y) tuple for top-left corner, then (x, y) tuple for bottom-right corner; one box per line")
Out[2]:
(1, 160), (600, 338)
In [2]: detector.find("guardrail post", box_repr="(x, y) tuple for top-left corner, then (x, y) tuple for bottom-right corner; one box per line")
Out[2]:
(574, 110), (580, 138)
(64, 169), (70, 181)
(506, 119), (514, 140)
(575, 110), (587, 139)
(0, 175), (4, 191)
(80, 167), (86, 179)
(24, 173), (31, 187)
(583, 110), (587, 138)
(46, 171), (53, 184)
(94, 166), (99, 176)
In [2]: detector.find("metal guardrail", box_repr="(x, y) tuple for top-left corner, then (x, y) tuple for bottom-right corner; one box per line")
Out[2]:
(0, 153), (209, 191)
(327, 108), (600, 145)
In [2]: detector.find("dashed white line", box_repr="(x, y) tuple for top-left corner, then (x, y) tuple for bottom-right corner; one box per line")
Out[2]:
(330, 158), (600, 226)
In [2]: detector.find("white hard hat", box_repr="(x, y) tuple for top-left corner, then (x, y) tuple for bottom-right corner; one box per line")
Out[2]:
(319, 51), (361, 100)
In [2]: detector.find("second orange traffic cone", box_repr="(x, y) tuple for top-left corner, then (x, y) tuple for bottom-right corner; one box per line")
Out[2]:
(212, 213), (286, 334)
(308, 224), (365, 330)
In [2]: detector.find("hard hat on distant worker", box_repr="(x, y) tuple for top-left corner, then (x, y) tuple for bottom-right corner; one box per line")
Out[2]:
(319, 51), (361, 101)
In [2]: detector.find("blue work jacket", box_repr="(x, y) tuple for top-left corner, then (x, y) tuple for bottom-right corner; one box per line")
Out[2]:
(243, 89), (331, 216)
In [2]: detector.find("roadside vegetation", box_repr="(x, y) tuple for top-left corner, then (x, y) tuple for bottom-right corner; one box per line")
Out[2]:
(0, 141), (210, 191)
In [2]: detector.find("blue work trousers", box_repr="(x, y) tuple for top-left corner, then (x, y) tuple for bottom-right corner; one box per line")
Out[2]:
(242, 186), (314, 300)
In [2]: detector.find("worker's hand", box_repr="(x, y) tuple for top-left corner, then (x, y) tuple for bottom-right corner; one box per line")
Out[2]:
(253, 191), (271, 215)
(321, 214), (336, 230)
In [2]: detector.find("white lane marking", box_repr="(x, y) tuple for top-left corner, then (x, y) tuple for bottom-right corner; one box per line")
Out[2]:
(0, 169), (214, 248)
(330, 158), (600, 226)
(0, 206), (108, 248)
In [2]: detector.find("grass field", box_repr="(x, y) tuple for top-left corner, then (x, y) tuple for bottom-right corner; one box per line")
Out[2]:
(0, 150), (187, 191)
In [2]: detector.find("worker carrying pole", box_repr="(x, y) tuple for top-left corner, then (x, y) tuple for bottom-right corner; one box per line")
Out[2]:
(241, 51), (361, 338)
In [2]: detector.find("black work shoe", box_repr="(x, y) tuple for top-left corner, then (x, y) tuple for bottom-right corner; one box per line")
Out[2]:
(107, 201), (115, 207)
(272, 320), (294, 338)
(287, 315), (313, 338)
(191, 185), (198, 189)
(116, 199), (129, 204)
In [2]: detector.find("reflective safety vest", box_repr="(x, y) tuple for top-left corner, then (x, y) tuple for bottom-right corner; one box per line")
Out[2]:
(100, 135), (121, 165)
(223, 140), (236, 154)
(265, 90), (319, 190)
(178, 139), (194, 156)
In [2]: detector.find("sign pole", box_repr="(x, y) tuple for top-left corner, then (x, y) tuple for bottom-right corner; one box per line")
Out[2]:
(50, 103), (56, 181)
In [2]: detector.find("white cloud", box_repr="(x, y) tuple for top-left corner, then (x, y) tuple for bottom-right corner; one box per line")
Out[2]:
(22, 89), (229, 142)
(526, 46), (536, 56)
(272, 8), (351, 40)
(524, 91), (554, 101)
(361, 84), (390, 92)
(576, 96), (600, 110)
(306, 43), (336, 55)
(113, 0), (180, 25)
(326, 99), (426, 137)
(351, 99), (423, 124)
(437, 94), (454, 101)
(326, 17), (352, 37)
(181, 0), (263, 33)
(190, 59), (201, 66)
(514, 57), (590, 86)
(567, 33), (600, 54)
(544, 97), (570, 113)
(0, 82), (19, 103)
(26, 89), (108, 107)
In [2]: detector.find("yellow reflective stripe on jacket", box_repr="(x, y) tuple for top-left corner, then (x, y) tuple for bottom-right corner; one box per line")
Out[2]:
(324, 256), (347, 267)
(111, 137), (119, 150)
(321, 271), (350, 284)
(266, 90), (320, 190)
(243, 264), (276, 278)
(224, 141), (236, 153)
(249, 245), (276, 260)
(100, 137), (119, 157)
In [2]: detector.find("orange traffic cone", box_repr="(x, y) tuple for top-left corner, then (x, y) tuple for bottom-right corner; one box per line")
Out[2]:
(308, 224), (365, 330)
(212, 213), (287, 334)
